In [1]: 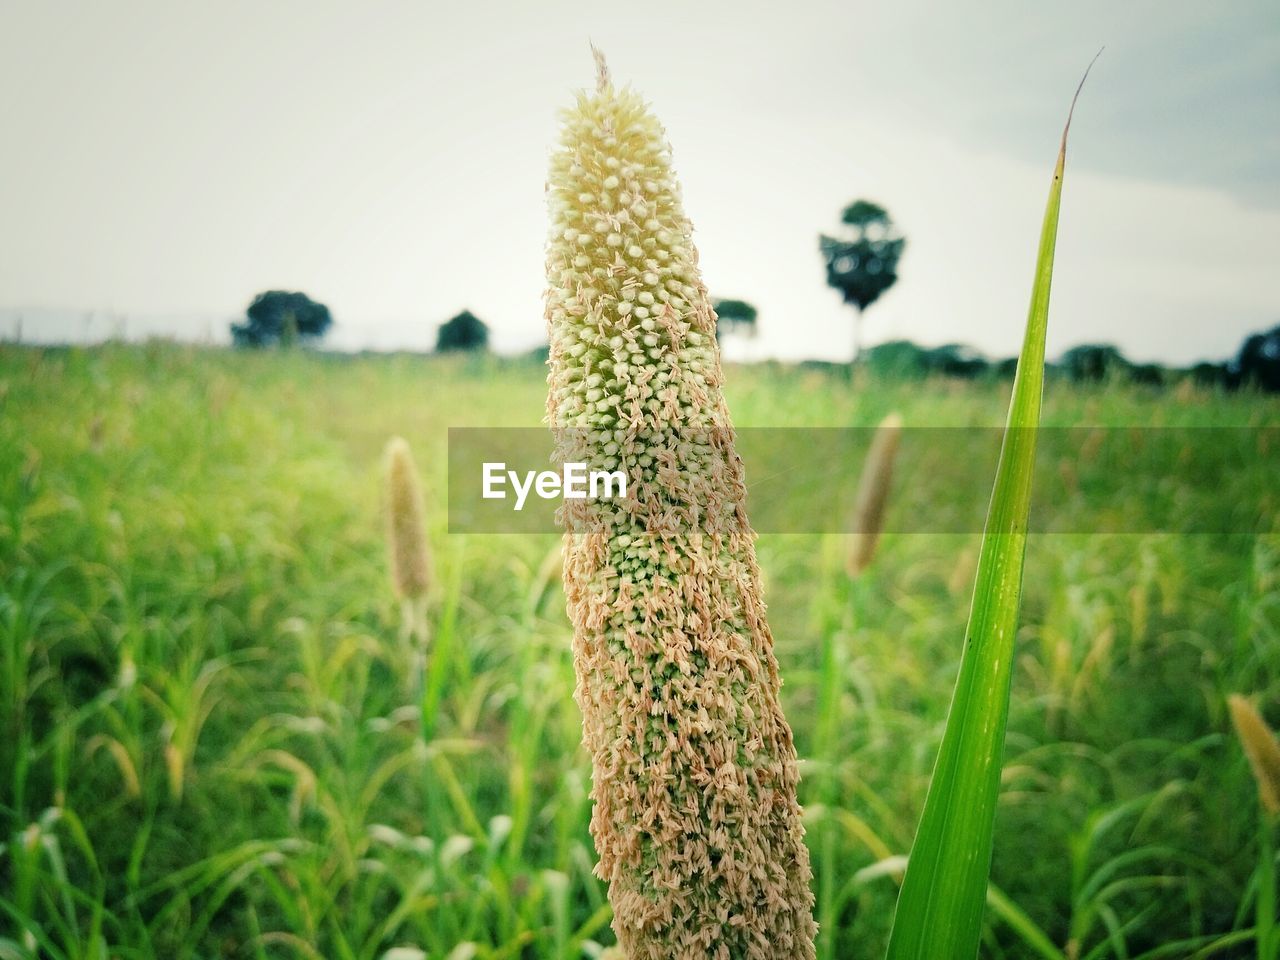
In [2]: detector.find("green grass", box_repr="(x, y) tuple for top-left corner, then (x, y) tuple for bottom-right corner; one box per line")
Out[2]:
(1, 342), (1278, 958)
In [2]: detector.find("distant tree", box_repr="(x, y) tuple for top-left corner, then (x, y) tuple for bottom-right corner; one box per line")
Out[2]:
(1230, 323), (1280, 392)
(819, 200), (905, 363)
(231, 291), (332, 348)
(863, 340), (931, 378)
(713, 298), (758, 342)
(923, 343), (988, 379)
(1189, 361), (1231, 388)
(862, 340), (990, 380)
(1060, 344), (1130, 383)
(1129, 363), (1165, 388)
(992, 357), (1020, 380)
(436, 310), (489, 353)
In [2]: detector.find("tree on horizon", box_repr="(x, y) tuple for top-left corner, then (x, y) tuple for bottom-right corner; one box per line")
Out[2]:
(231, 291), (332, 348)
(1231, 322), (1280, 392)
(436, 310), (489, 353)
(819, 200), (905, 364)
(713, 298), (758, 342)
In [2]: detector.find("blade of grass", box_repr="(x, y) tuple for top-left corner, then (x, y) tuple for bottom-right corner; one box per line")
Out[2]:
(1258, 816), (1276, 960)
(885, 55), (1098, 960)
(986, 884), (1067, 960)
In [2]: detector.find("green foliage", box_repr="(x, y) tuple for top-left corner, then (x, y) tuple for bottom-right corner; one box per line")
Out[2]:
(232, 290), (332, 348)
(923, 344), (989, 380)
(1129, 363), (1165, 388)
(1060, 344), (1130, 384)
(1190, 361), (1232, 388)
(1057, 345), (1179, 389)
(861, 340), (932, 378)
(0, 343), (1276, 958)
(435, 310), (489, 353)
(863, 341), (990, 380)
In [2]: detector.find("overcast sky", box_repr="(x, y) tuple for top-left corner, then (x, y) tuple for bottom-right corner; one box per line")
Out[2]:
(1, 0), (1276, 364)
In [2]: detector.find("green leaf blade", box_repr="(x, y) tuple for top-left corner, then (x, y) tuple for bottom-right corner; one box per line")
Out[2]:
(884, 64), (1093, 960)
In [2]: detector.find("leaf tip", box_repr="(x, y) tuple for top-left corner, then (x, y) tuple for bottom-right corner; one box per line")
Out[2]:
(1059, 47), (1104, 163)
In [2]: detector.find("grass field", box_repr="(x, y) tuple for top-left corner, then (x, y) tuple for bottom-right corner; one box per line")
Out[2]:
(1, 342), (1278, 959)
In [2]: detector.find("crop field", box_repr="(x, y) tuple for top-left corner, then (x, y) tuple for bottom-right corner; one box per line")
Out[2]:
(1, 342), (1278, 959)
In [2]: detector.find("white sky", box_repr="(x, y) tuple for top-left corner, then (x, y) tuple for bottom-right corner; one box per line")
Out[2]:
(0, 0), (1276, 364)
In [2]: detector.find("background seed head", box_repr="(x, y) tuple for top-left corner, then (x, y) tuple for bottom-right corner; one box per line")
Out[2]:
(385, 436), (431, 601)
(847, 411), (904, 577)
(1228, 693), (1280, 817)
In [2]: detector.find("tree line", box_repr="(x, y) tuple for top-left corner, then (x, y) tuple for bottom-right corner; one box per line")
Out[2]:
(231, 192), (1278, 393)
(232, 292), (490, 353)
(851, 336), (1280, 392)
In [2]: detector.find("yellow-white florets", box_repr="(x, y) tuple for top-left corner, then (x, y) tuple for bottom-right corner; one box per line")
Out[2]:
(545, 61), (816, 960)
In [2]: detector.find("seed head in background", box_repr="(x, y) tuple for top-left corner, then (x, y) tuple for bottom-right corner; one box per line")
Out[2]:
(385, 436), (432, 665)
(1228, 694), (1280, 818)
(846, 411), (903, 577)
(1226, 693), (1280, 960)
(545, 51), (817, 959)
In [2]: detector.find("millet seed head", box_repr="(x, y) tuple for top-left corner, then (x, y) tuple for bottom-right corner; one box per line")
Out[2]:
(545, 53), (816, 960)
